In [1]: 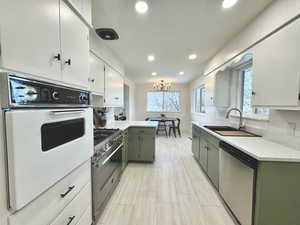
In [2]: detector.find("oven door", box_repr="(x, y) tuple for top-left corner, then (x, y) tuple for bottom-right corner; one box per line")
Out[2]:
(92, 143), (123, 215)
(5, 108), (93, 211)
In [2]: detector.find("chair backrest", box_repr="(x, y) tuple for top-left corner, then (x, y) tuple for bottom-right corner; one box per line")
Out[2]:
(176, 118), (181, 128)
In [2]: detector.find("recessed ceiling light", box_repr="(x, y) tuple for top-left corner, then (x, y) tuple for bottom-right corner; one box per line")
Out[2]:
(222, 0), (238, 8)
(135, 1), (149, 14)
(179, 71), (184, 75)
(152, 72), (157, 76)
(147, 55), (155, 62)
(188, 54), (197, 60)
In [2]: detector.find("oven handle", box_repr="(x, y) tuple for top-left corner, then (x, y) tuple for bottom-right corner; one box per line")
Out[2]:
(102, 144), (123, 166)
(50, 110), (85, 116)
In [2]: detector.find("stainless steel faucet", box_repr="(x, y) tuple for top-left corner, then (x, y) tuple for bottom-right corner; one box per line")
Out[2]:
(225, 108), (244, 130)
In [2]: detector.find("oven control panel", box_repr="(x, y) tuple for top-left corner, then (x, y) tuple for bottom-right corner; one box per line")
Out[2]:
(9, 76), (90, 107)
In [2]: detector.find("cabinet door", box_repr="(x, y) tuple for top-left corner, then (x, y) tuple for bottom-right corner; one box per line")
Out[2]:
(89, 52), (105, 95)
(252, 19), (300, 106)
(60, 1), (89, 89)
(0, 0), (61, 81)
(192, 128), (200, 161)
(207, 143), (219, 189)
(140, 134), (155, 162)
(214, 70), (231, 107)
(128, 134), (140, 161)
(199, 138), (208, 172)
(104, 66), (124, 107)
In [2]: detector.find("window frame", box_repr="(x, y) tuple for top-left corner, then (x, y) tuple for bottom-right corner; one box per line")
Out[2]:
(146, 91), (181, 113)
(232, 61), (270, 120)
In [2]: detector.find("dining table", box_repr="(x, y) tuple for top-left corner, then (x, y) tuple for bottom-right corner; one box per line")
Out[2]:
(148, 117), (177, 137)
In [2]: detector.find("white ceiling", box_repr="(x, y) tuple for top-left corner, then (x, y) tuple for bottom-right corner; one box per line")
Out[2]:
(92, 0), (273, 84)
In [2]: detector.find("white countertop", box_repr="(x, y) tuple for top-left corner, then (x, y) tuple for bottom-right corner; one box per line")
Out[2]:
(193, 121), (300, 162)
(103, 121), (158, 130)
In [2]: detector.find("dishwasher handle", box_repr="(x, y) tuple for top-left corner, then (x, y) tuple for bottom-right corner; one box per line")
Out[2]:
(219, 141), (258, 169)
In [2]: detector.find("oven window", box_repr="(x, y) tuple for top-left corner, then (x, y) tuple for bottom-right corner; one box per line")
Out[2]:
(41, 118), (85, 152)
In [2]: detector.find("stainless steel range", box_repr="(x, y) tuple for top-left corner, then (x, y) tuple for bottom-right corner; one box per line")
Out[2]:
(92, 128), (123, 224)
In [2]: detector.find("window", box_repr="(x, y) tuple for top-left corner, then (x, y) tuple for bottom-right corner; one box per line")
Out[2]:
(239, 65), (269, 116)
(194, 86), (206, 113)
(147, 91), (180, 112)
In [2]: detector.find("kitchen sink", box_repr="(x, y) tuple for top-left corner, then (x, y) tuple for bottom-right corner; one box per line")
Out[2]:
(204, 126), (260, 137)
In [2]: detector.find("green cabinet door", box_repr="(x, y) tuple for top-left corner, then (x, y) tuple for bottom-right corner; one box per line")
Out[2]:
(207, 143), (219, 189)
(192, 126), (200, 160)
(139, 134), (155, 162)
(128, 133), (140, 161)
(199, 138), (208, 172)
(122, 129), (129, 170)
(128, 127), (156, 162)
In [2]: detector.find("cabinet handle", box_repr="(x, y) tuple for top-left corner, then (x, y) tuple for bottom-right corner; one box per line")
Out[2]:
(60, 185), (75, 198)
(66, 216), (76, 225)
(65, 59), (71, 66)
(88, 78), (95, 83)
(114, 97), (119, 100)
(54, 53), (61, 61)
(251, 91), (256, 96)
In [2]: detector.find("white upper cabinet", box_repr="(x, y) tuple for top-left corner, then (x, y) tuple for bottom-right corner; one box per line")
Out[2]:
(0, 0), (61, 81)
(104, 66), (124, 107)
(0, 0), (89, 90)
(252, 19), (300, 107)
(89, 52), (105, 95)
(60, 1), (89, 89)
(214, 69), (231, 108)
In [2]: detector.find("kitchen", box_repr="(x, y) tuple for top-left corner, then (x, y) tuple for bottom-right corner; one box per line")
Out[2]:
(1, 0), (300, 225)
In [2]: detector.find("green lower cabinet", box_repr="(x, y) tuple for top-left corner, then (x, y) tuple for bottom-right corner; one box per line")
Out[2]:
(199, 138), (208, 172)
(207, 143), (219, 189)
(254, 162), (300, 225)
(139, 134), (155, 162)
(128, 127), (156, 162)
(192, 125), (200, 160)
(128, 133), (140, 161)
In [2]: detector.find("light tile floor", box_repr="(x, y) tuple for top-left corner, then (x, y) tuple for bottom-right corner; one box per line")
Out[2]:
(97, 134), (237, 225)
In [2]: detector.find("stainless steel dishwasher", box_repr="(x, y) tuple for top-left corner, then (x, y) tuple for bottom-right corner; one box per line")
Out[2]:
(219, 141), (258, 225)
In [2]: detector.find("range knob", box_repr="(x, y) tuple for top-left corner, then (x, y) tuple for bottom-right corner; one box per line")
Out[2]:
(52, 91), (60, 100)
(80, 95), (88, 101)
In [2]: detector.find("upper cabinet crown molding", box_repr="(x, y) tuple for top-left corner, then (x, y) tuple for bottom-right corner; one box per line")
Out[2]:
(251, 18), (300, 108)
(0, 0), (90, 90)
(63, 0), (93, 28)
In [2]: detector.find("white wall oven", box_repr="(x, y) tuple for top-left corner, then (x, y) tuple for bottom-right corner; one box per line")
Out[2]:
(0, 74), (93, 211)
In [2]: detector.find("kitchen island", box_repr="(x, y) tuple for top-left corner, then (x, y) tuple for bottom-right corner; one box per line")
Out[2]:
(104, 121), (159, 163)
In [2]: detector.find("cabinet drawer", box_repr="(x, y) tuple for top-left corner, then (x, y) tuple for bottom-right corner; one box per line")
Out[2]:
(77, 205), (92, 225)
(51, 182), (91, 225)
(129, 127), (155, 135)
(9, 160), (91, 225)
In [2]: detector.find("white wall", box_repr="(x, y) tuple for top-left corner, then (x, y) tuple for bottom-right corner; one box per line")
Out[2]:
(190, 0), (300, 150)
(135, 83), (191, 132)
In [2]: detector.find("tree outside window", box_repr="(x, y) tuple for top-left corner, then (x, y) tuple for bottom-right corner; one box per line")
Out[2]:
(147, 91), (180, 112)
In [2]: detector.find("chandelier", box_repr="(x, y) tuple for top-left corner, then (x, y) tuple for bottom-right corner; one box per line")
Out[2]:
(153, 80), (171, 91)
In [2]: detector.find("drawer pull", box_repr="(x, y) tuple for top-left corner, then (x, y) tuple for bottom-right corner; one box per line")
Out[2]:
(60, 185), (75, 198)
(66, 216), (76, 225)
